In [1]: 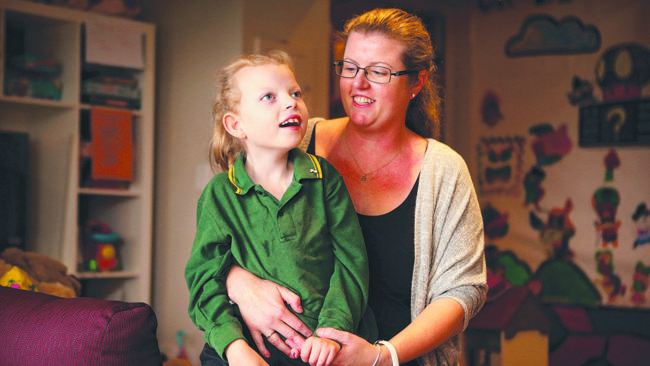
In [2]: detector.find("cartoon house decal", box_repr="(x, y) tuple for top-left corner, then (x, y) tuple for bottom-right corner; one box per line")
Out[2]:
(465, 286), (552, 366)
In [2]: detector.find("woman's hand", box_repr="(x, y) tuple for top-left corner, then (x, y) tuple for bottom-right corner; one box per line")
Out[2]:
(316, 328), (378, 366)
(225, 339), (270, 366)
(227, 266), (313, 357)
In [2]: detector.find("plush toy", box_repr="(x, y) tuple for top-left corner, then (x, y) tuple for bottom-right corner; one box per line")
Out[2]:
(0, 247), (81, 298)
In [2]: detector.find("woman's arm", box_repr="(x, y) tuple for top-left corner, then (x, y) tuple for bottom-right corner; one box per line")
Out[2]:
(226, 265), (313, 357)
(316, 298), (463, 366)
(389, 297), (464, 363)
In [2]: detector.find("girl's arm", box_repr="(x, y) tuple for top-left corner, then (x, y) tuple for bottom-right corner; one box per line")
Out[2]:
(226, 265), (312, 357)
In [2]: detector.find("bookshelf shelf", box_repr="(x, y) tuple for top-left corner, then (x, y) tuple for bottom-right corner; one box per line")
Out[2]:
(0, 0), (155, 304)
(78, 188), (142, 197)
(77, 270), (139, 280)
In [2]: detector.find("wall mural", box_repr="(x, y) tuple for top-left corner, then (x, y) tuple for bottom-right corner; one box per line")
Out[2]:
(472, 9), (650, 365)
(476, 135), (525, 196)
(481, 90), (504, 127)
(577, 43), (650, 146)
(505, 14), (600, 57)
(478, 0), (573, 13)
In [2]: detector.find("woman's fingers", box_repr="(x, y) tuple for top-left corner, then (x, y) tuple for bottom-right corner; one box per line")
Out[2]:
(278, 284), (303, 313)
(249, 329), (271, 358)
(316, 328), (374, 366)
(265, 331), (293, 357)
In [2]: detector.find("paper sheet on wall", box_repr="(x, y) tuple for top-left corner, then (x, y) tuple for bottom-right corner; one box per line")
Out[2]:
(85, 18), (144, 69)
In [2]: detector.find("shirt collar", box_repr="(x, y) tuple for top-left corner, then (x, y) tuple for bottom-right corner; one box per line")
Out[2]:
(228, 148), (322, 195)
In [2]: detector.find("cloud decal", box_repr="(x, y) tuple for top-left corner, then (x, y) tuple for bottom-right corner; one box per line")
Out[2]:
(505, 14), (601, 57)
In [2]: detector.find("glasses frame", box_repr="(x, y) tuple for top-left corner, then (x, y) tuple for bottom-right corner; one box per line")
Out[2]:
(333, 60), (417, 84)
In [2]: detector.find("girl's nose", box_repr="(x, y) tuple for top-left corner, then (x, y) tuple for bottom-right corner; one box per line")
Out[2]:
(285, 98), (297, 109)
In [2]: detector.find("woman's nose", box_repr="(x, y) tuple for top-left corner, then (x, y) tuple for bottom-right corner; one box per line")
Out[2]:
(353, 69), (370, 87)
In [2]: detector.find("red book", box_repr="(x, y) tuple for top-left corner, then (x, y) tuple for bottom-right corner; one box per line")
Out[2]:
(90, 108), (133, 183)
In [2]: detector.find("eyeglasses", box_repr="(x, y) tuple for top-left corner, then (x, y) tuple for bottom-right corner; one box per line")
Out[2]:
(333, 60), (417, 84)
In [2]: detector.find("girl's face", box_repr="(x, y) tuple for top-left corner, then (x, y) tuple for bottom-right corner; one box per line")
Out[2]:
(339, 31), (416, 131)
(225, 63), (308, 154)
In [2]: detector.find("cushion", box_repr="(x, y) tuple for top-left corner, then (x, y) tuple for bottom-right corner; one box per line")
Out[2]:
(0, 286), (163, 365)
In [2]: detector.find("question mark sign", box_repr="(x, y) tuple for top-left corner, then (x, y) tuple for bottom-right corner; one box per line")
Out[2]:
(605, 106), (626, 141)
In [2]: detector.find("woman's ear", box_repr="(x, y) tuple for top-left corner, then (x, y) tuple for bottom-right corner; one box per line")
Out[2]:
(411, 69), (428, 97)
(223, 113), (246, 139)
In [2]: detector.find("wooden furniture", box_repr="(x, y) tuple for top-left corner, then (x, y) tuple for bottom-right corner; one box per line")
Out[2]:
(0, 0), (155, 303)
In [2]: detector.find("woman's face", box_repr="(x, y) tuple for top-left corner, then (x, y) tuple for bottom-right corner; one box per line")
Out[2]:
(339, 31), (415, 130)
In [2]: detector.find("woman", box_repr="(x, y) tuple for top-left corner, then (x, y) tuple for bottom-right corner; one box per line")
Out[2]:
(226, 8), (486, 366)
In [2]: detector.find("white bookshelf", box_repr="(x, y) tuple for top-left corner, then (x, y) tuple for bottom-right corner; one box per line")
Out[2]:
(0, 0), (155, 303)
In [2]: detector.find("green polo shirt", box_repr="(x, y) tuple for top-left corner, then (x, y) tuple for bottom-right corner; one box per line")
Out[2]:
(186, 148), (369, 358)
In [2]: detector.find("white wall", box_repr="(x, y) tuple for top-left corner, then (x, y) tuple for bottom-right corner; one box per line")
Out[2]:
(141, 1), (330, 363)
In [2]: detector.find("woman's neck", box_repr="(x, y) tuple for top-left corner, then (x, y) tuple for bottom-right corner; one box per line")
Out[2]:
(343, 120), (408, 165)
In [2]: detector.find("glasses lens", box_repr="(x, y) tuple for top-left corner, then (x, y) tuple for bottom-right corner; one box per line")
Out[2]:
(336, 61), (358, 78)
(365, 66), (391, 83)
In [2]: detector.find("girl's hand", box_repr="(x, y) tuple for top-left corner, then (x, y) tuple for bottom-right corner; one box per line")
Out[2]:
(300, 336), (341, 366)
(316, 328), (377, 366)
(227, 266), (313, 357)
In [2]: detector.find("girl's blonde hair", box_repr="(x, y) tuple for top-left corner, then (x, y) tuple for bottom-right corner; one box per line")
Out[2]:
(340, 8), (440, 139)
(209, 50), (295, 172)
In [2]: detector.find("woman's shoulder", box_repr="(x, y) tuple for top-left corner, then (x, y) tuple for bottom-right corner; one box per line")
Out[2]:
(421, 139), (471, 179)
(424, 139), (465, 163)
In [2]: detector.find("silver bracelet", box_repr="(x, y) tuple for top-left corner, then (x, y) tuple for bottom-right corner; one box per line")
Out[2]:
(376, 340), (399, 366)
(371, 344), (381, 366)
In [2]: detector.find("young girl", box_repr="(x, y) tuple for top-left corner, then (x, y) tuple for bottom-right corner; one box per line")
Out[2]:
(185, 50), (372, 366)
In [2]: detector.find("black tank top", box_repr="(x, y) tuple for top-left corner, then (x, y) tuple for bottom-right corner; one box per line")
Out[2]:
(308, 132), (419, 366)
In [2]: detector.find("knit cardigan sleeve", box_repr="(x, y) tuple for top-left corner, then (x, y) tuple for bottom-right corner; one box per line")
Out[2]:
(413, 139), (487, 366)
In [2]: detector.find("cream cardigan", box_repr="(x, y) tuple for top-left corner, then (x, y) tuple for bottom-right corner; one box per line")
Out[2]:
(301, 120), (487, 365)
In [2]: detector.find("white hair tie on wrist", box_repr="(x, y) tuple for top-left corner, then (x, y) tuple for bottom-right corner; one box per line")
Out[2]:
(375, 340), (399, 366)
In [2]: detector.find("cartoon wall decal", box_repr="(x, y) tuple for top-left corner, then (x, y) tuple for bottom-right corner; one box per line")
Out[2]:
(603, 149), (620, 182)
(567, 76), (597, 106)
(596, 43), (650, 102)
(632, 202), (650, 248)
(535, 258), (601, 306)
(485, 245), (535, 299)
(478, 0), (513, 13)
(595, 249), (626, 303)
(592, 187), (621, 248)
(523, 165), (546, 211)
(476, 136), (525, 196)
(631, 261), (650, 306)
(578, 43), (650, 146)
(505, 14), (601, 57)
(485, 244), (512, 299)
(481, 90), (504, 127)
(530, 198), (576, 259)
(529, 123), (573, 166)
(482, 203), (510, 240)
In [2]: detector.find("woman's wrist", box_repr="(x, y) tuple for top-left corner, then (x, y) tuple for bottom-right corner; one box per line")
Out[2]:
(375, 340), (399, 366)
(225, 265), (248, 304)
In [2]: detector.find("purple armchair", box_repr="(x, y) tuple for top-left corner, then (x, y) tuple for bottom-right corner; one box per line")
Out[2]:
(0, 286), (163, 365)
